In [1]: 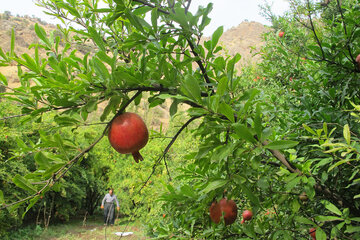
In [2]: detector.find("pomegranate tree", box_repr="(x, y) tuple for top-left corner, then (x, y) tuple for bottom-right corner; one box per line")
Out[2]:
(108, 112), (149, 163)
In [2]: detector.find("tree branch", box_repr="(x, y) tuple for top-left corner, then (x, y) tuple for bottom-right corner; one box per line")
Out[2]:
(306, 0), (326, 60)
(184, 0), (192, 14)
(133, 0), (170, 14)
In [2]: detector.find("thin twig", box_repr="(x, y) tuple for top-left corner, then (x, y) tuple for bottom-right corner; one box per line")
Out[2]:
(184, 0), (192, 14)
(0, 113), (28, 121)
(140, 114), (205, 192)
(133, 0), (170, 14)
(306, 0), (325, 60)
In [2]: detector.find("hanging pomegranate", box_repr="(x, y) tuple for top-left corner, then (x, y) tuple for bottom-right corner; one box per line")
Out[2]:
(108, 112), (149, 163)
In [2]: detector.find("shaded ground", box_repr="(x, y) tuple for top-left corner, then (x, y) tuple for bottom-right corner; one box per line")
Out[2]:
(21, 215), (148, 240)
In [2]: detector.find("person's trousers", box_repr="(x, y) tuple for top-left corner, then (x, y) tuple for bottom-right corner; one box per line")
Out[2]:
(104, 202), (115, 225)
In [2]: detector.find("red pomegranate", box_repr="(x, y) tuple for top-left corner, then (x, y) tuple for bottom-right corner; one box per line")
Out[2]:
(309, 228), (316, 240)
(209, 198), (237, 225)
(108, 112), (149, 163)
(279, 31), (285, 38)
(242, 210), (253, 222)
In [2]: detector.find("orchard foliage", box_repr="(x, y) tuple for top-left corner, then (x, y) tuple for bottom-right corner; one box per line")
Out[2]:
(0, 0), (359, 239)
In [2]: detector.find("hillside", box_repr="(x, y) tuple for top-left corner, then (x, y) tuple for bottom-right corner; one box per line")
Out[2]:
(0, 14), (58, 88)
(219, 21), (269, 65)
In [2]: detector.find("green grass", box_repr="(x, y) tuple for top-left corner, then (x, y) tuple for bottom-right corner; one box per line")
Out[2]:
(9, 215), (147, 240)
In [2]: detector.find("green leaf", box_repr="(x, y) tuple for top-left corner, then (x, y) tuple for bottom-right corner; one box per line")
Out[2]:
(254, 104), (262, 138)
(345, 225), (360, 233)
(216, 76), (227, 98)
(328, 159), (350, 172)
(292, 199), (300, 212)
(286, 176), (301, 191)
(151, 8), (158, 31)
(22, 196), (40, 218)
(181, 74), (202, 103)
(12, 175), (37, 194)
(180, 185), (196, 198)
(304, 184), (315, 199)
(54, 115), (80, 127)
(294, 216), (315, 225)
(0, 72), (8, 85)
(315, 215), (343, 222)
(114, 69), (141, 84)
(169, 99), (179, 117)
(0, 190), (4, 204)
(16, 138), (30, 150)
(343, 124), (351, 145)
(100, 95), (121, 122)
(59, 2), (81, 18)
(233, 124), (256, 143)
(316, 227), (327, 240)
(124, 9), (145, 32)
(172, 7), (190, 30)
(54, 133), (69, 160)
(212, 143), (235, 161)
(323, 122), (328, 136)
(200, 179), (228, 194)
(218, 102), (234, 122)
(85, 99), (98, 113)
(34, 152), (51, 169)
(34, 23), (51, 48)
(303, 123), (316, 135)
(88, 26), (105, 52)
(241, 184), (260, 207)
(264, 140), (298, 150)
(322, 200), (342, 216)
(211, 26), (223, 50)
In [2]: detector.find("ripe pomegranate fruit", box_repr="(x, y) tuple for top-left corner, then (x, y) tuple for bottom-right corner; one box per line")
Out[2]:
(242, 210), (253, 222)
(209, 198), (237, 225)
(309, 227), (316, 239)
(108, 112), (149, 163)
(279, 31), (285, 38)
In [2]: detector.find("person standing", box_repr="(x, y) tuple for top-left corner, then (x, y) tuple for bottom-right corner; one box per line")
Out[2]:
(100, 188), (120, 225)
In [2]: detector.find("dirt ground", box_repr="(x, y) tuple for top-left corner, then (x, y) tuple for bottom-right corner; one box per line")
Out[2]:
(34, 215), (149, 240)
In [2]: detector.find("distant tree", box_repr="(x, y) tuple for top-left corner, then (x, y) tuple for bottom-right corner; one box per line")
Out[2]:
(3, 11), (11, 20)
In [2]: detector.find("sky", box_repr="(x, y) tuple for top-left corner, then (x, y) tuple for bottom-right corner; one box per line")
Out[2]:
(1, 0), (290, 36)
